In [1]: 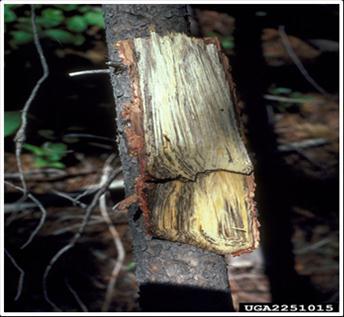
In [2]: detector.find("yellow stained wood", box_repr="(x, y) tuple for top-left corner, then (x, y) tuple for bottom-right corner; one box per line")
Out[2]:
(149, 171), (259, 254)
(118, 32), (259, 255)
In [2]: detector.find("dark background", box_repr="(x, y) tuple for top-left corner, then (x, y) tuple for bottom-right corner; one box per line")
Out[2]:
(4, 4), (340, 312)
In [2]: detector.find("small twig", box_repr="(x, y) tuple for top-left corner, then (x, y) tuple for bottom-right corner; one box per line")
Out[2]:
(74, 177), (124, 202)
(5, 169), (97, 183)
(5, 181), (47, 249)
(4, 203), (37, 214)
(68, 69), (110, 77)
(295, 149), (327, 170)
(56, 214), (103, 222)
(111, 194), (137, 211)
(14, 5), (49, 201)
(278, 25), (329, 97)
(87, 178), (125, 192)
(63, 133), (114, 142)
(109, 178), (125, 191)
(51, 220), (103, 236)
(74, 186), (99, 202)
(278, 138), (328, 152)
(5, 249), (25, 301)
(98, 156), (125, 312)
(4, 169), (66, 180)
(42, 162), (121, 311)
(87, 142), (114, 150)
(295, 236), (335, 255)
(4, 211), (34, 226)
(263, 94), (310, 104)
(51, 190), (87, 208)
(227, 273), (265, 280)
(50, 213), (127, 236)
(65, 278), (88, 312)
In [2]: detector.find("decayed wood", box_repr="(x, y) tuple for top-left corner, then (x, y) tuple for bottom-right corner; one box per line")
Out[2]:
(117, 32), (259, 255)
(149, 171), (258, 255)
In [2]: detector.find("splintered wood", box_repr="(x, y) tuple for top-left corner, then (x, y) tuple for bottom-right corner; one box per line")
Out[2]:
(116, 32), (259, 255)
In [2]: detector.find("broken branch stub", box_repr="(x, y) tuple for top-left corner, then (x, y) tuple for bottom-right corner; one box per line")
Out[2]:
(116, 32), (260, 255)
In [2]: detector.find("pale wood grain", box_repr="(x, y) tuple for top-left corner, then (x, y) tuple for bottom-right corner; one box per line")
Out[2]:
(117, 32), (259, 255)
(134, 33), (253, 180)
(149, 171), (259, 254)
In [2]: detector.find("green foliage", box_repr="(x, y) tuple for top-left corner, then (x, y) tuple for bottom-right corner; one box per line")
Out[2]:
(66, 16), (87, 32)
(206, 32), (235, 51)
(23, 142), (67, 169)
(41, 8), (64, 27)
(54, 4), (78, 12)
(221, 36), (235, 50)
(4, 111), (21, 137)
(73, 34), (86, 46)
(83, 11), (105, 28)
(44, 29), (75, 44)
(78, 5), (95, 13)
(10, 30), (33, 46)
(269, 87), (292, 95)
(125, 262), (136, 272)
(4, 6), (17, 23)
(5, 4), (104, 49)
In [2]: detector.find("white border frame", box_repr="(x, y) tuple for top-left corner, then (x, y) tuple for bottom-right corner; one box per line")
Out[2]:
(0, 1), (342, 316)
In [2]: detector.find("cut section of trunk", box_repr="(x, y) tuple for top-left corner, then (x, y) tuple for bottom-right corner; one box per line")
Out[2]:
(117, 32), (259, 255)
(134, 33), (253, 180)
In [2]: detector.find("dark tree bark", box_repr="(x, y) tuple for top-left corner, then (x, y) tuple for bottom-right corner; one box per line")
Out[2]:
(103, 5), (234, 312)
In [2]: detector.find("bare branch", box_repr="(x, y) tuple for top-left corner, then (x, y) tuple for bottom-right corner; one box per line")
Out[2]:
(65, 278), (88, 312)
(5, 169), (66, 180)
(69, 69), (110, 77)
(51, 190), (88, 209)
(263, 94), (310, 104)
(51, 220), (104, 236)
(42, 160), (122, 311)
(75, 186), (99, 202)
(4, 203), (37, 214)
(98, 156), (125, 312)
(5, 181), (47, 249)
(63, 133), (114, 142)
(87, 178), (125, 192)
(14, 5), (49, 200)
(278, 25), (329, 97)
(5, 249), (25, 301)
(278, 138), (328, 152)
(4, 169), (97, 183)
(294, 235), (336, 254)
(43, 245), (73, 311)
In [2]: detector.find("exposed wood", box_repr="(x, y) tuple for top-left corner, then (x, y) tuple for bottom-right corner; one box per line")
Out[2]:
(149, 171), (258, 255)
(134, 33), (253, 179)
(116, 32), (259, 255)
(103, 4), (234, 311)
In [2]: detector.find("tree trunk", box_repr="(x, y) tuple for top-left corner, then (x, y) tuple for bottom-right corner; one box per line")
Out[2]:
(231, 7), (319, 303)
(103, 5), (235, 311)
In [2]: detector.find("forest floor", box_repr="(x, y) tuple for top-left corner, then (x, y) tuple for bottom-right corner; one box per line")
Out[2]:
(4, 88), (339, 312)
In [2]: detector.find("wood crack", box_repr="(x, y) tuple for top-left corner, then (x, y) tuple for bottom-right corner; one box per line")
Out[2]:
(116, 32), (260, 255)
